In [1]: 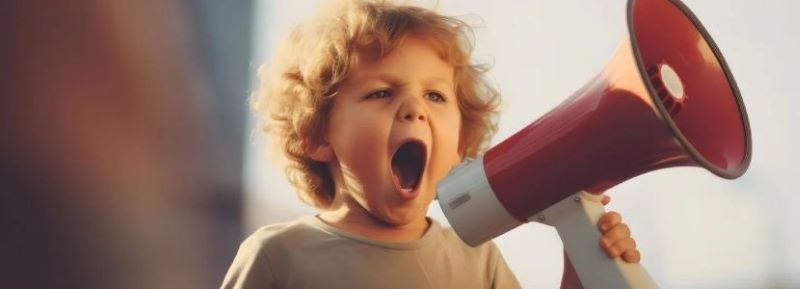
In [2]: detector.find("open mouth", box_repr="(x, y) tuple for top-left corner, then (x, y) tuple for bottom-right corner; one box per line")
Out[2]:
(391, 141), (427, 193)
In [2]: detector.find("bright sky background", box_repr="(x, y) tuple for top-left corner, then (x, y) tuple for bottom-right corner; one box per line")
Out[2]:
(245, 1), (799, 288)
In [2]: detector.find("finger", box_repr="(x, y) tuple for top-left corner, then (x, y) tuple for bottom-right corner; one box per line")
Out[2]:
(611, 238), (637, 258)
(597, 211), (621, 232)
(599, 236), (636, 259)
(600, 242), (619, 259)
(599, 237), (614, 258)
(621, 249), (641, 263)
(601, 223), (631, 244)
(601, 195), (611, 206)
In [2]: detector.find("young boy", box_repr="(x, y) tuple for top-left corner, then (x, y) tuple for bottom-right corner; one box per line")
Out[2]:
(222, 1), (640, 288)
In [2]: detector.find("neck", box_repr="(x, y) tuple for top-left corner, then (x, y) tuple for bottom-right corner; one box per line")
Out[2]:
(319, 197), (430, 243)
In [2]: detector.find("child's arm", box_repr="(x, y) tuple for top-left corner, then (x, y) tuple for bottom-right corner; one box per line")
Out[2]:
(559, 195), (641, 289)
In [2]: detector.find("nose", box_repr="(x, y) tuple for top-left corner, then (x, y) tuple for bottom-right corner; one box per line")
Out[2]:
(397, 96), (428, 122)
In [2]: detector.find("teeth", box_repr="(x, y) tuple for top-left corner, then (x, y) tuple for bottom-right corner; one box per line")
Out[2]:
(400, 188), (413, 194)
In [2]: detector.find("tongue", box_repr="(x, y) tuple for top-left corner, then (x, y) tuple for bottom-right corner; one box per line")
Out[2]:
(392, 161), (419, 189)
(391, 143), (424, 190)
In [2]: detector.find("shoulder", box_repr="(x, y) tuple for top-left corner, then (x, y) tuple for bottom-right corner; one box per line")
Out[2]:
(428, 222), (506, 269)
(239, 216), (323, 253)
(222, 218), (321, 289)
(230, 217), (334, 275)
(420, 222), (520, 288)
(438, 226), (521, 289)
(437, 225), (503, 255)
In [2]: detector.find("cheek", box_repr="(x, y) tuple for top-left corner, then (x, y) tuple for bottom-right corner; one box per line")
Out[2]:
(329, 111), (390, 175)
(430, 110), (463, 179)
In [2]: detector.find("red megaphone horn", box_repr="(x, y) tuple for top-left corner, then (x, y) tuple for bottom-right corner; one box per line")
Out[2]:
(436, 0), (751, 288)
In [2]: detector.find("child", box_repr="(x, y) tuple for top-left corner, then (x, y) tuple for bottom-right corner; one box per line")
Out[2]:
(222, 1), (640, 288)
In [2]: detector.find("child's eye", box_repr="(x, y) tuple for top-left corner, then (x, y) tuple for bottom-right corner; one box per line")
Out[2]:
(425, 91), (447, 103)
(365, 89), (393, 100)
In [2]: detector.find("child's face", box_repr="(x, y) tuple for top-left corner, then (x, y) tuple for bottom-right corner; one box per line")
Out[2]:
(320, 36), (462, 226)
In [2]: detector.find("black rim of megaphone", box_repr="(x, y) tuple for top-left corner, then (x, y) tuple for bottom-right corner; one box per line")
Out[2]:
(626, 0), (752, 179)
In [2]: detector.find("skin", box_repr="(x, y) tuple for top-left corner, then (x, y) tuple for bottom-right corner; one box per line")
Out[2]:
(306, 35), (640, 285)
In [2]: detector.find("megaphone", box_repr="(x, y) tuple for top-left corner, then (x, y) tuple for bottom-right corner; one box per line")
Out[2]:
(436, 0), (751, 288)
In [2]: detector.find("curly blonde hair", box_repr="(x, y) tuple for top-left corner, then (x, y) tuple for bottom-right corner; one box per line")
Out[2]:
(253, 0), (500, 209)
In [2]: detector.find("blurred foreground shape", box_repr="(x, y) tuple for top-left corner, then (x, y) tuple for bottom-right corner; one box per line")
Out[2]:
(0, 1), (253, 288)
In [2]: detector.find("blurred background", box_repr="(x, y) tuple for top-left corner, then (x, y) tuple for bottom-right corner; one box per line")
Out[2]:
(1, 1), (251, 288)
(2, 0), (797, 289)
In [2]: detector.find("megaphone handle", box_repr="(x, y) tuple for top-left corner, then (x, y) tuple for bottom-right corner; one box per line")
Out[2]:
(531, 191), (658, 289)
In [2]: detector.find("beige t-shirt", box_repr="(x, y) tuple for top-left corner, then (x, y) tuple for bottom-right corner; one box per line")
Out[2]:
(221, 216), (521, 289)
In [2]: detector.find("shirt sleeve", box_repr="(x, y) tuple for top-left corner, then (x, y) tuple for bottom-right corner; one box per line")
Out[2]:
(220, 235), (276, 289)
(489, 242), (522, 289)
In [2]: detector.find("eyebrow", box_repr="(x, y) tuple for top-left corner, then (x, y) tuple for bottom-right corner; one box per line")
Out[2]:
(356, 73), (454, 88)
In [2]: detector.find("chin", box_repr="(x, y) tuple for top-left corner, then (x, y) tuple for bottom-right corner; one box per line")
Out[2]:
(380, 207), (427, 227)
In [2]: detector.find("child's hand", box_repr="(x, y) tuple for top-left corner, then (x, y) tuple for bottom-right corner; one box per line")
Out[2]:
(597, 195), (641, 263)
(560, 195), (642, 289)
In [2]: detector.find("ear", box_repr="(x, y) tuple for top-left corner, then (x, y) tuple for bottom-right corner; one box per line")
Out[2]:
(457, 138), (468, 160)
(457, 144), (467, 160)
(304, 139), (334, 162)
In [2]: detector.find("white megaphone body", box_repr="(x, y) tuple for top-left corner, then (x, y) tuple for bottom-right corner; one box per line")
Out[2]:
(436, 0), (752, 288)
